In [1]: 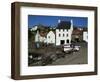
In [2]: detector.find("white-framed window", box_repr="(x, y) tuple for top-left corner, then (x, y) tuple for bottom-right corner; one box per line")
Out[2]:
(48, 36), (50, 38)
(59, 34), (61, 37)
(63, 34), (64, 37)
(66, 39), (69, 43)
(66, 34), (68, 37)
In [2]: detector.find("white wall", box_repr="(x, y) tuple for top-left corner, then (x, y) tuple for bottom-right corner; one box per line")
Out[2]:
(56, 20), (73, 45)
(47, 31), (55, 44)
(0, 0), (100, 82)
(56, 29), (72, 45)
(83, 32), (88, 42)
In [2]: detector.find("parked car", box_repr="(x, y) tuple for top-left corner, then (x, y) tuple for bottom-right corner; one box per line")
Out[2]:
(73, 46), (80, 51)
(63, 44), (80, 53)
(63, 44), (73, 53)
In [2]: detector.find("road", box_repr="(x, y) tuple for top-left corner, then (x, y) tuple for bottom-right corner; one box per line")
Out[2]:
(28, 42), (88, 66)
(48, 42), (88, 65)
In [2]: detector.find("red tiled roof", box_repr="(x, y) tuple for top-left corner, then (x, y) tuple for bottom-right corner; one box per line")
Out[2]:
(72, 29), (83, 35)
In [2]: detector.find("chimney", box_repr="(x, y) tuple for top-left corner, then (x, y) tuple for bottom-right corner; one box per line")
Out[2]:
(71, 19), (73, 25)
(70, 19), (73, 31)
(58, 19), (61, 23)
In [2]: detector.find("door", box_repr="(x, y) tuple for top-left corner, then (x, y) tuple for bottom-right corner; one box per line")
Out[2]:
(60, 40), (65, 45)
(66, 39), (69, 43)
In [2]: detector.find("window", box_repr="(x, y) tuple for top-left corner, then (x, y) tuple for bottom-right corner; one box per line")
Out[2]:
(66, 39), (69, 43)
(48, 36), (50, 38)
(66, 34), (68, 37)
(60, 40), (65, 45)
(59, 34), (61, 37)
(63, 34), (64, 37)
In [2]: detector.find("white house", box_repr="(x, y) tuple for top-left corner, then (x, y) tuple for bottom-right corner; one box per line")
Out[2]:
(83, 31), (88, 42)
(56, 20), (73, 45)
(46, 31), (55, 44)
(34, 19), (73, 46)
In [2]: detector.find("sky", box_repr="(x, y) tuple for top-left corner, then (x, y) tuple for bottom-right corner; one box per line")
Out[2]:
(28, 15), (88, 28)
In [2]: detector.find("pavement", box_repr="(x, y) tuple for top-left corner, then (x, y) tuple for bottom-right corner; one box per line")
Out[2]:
(48, 42), (88, 65)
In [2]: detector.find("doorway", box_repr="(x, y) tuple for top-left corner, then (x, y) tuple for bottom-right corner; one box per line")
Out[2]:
(66, 39), (69, 43)
(60, 40), (65, 45)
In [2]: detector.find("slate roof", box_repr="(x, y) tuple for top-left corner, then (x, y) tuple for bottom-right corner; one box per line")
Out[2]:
(57, 21), (71, 29)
